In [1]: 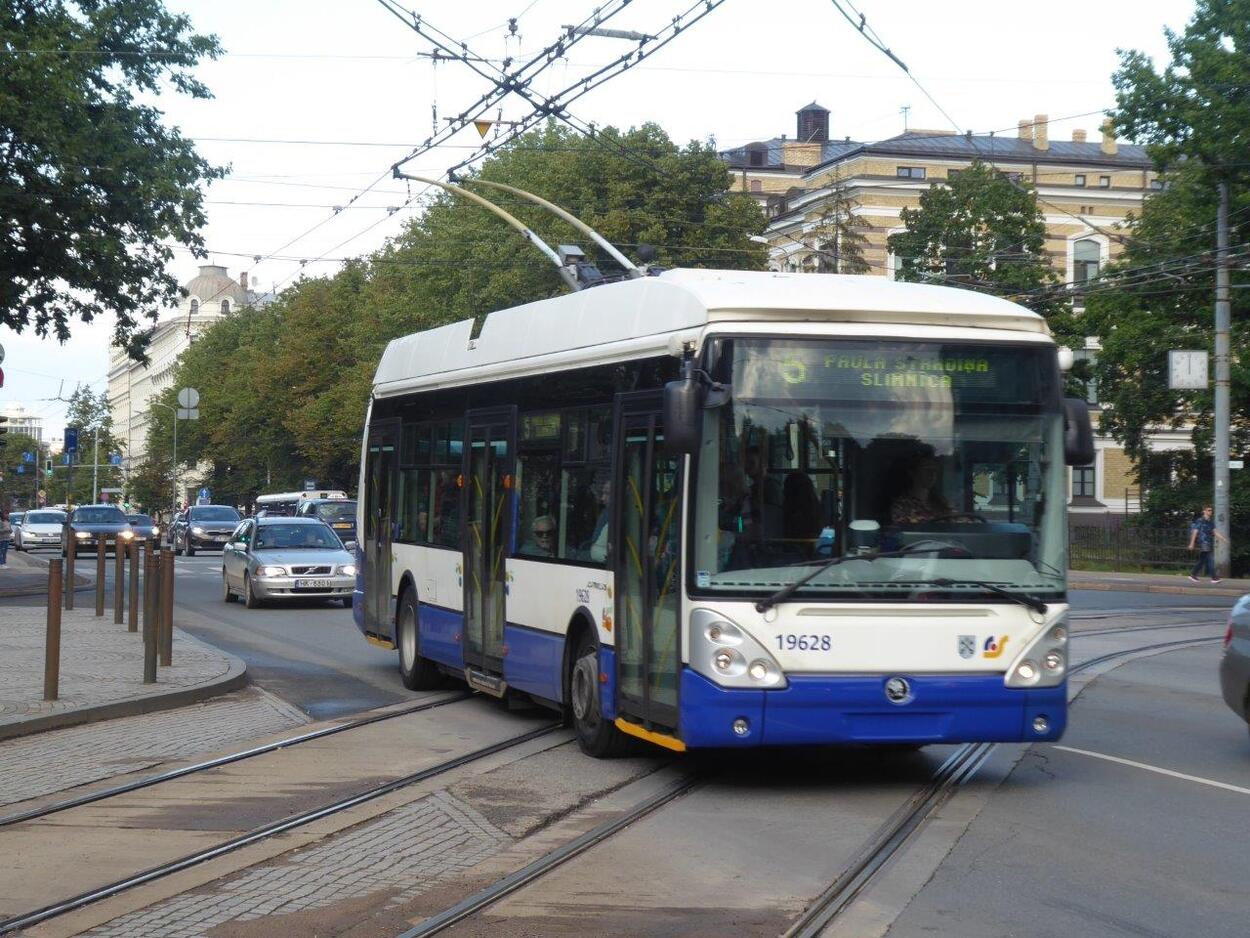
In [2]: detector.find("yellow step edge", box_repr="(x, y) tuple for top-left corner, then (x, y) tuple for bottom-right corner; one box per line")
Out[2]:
(364, 635), (395, 650)
(614, 718), (686, 752)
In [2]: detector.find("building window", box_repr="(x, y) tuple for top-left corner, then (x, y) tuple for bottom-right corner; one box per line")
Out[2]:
(1074, 174), (1086, 187)
(1098, 175), (1111, 188)
(1071, 463), (1096, 499)
(220, 300), (230, 313)
(189, 298), (199, 315)
(1073, 238), (1101, 285)
(749, 179), (762, 193)
(896, 166), (926, 179)
(1150, 178), (1165, 191)
(1071, 347), (1099, 404)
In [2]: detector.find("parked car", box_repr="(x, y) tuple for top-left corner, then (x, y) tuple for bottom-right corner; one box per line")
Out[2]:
(222, 516), (355, 609)
(125, 513), (161, 541)
(64, 504), (133, 555)
(14, 509), (66, 551)
(296, 498), (357, 550)
(1220, 594), (1250, 743)
(172, 504), (242, 556)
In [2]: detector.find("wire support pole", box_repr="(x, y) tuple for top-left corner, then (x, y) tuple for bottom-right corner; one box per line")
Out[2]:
(1214, 180), (1232, 577)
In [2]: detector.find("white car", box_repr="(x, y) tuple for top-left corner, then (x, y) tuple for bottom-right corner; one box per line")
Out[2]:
(14, 509), (67, 551)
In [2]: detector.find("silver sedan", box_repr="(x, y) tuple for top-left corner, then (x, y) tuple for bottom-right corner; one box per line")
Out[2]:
(222, 516), (356, 609)
(1220, 593), (1250, 743)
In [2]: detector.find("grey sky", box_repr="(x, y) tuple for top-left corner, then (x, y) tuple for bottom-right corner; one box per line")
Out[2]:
(1, 0), (1194, 436)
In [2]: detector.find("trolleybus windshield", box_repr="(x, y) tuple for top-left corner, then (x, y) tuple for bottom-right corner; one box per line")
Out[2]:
(691, 337), (1067, 601)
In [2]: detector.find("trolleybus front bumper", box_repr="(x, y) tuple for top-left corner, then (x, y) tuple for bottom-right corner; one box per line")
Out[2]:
(676, 668), (1065, 747)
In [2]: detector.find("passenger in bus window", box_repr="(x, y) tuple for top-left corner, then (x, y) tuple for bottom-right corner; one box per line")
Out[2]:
(520, 516), (558, 557)
(890, 453), (953, 525)
(585, 474), (612, 562)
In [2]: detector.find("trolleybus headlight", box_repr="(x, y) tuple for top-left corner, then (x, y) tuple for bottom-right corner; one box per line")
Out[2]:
(691, 608), (787, 690)
(1043, 650), (1065, 672)
(1013, 660), (1040, 684)
(258, 565), (285, 577)
(1048, 624), (1068, 644)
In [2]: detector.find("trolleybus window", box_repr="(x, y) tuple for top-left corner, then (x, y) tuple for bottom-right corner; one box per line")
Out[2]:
(692, 338), (1067, 600)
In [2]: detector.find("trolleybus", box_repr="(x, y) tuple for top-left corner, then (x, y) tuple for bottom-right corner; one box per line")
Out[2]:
(355, 268), (1093, 756)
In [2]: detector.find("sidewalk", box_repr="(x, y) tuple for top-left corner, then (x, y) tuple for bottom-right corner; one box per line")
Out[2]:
(0, 549), (90, 598)
(0, 601), (247, 741)
(1070, 569), (1250, 598)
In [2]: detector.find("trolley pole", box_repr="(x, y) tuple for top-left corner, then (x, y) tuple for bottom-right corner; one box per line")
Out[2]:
(160, 547), (175, 666)
(1214, 181), (1232, 578)
(114, 536), (125, 625)
(44, 559), (63, 701)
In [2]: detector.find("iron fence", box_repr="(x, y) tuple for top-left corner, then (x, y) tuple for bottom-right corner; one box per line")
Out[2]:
(1068, 524), (1192, 572)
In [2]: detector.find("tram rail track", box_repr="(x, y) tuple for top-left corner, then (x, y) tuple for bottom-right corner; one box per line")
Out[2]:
(0, 691), (472, 829)
(393, 624), (1225, 938)
(0, 722), (564, 935)
(782, 632), (1224, 938)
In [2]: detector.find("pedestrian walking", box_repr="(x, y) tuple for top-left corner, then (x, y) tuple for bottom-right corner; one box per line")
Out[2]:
(1187, 505), (1227, 583)
(0, 511), (11, 566)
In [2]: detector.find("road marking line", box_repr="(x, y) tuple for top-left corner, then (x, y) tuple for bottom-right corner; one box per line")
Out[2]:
(1052, 745), (1250, 796)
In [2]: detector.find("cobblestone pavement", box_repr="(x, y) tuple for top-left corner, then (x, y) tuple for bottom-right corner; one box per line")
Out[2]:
(0, 687), (307, 806)
(0, 602), (238, 729)
(85, 790), (507, 937)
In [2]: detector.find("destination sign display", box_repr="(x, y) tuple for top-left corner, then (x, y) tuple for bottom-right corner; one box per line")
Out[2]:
(730, 340), (1052, 405)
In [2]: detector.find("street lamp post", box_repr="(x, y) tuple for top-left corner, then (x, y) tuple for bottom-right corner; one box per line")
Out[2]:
(149, 401), (177, 519)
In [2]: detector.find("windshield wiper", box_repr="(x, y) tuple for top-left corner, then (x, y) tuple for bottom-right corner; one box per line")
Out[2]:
(923, 578), (1048, 614)
(754, 544), (947, 613)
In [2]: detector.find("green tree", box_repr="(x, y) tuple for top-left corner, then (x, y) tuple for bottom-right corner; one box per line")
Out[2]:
(887, 162), (1066, 326)
(806, 172), (870, 274)
(162, 121), (767, 490)
(1, 429), (44, 510)
(63, 387), (125, 504)
(1081, 0), (1250, 570)
(1, 0), (223, 359)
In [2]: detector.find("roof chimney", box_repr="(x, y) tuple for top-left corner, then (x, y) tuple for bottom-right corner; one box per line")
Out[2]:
(1018, 119), (1033, 142)
(1033, 114), (1049, 151)
(239, 271), (248, 291)
(1072, 129), (1087, 143)
(1100, 120), (1118, 155)
(796, 101), (830, 144)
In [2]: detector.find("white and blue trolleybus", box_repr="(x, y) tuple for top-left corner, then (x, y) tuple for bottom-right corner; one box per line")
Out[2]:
(355, 266), (1094, 756)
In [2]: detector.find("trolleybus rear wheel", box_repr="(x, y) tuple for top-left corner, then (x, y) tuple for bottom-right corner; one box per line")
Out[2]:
(397, 589), (441, 690)
(570, 632), (629, 757)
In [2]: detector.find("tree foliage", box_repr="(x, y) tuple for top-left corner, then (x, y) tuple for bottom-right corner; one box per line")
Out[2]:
(1086, 0), (1250, 569)
(149, 123), (766, 504)
(1, 429), (44, 510)
(61, 386), (124, 504)
(805, 172), (870, 275)
(0, 0), (222, 358)
(887, 163), (1066, 327)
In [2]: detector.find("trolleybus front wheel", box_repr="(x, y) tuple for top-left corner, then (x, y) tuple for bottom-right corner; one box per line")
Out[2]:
(570, 633), (629, 757)
(397, 589), (441, 690)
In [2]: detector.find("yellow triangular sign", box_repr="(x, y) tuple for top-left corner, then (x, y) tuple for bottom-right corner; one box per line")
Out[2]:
(474, 120), (493, 138)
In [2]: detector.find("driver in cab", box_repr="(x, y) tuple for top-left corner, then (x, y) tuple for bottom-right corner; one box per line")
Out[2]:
(890, 454), (960, 525)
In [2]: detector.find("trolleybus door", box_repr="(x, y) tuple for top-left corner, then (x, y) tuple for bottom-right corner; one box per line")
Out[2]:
(613, 394), (682, 732)
(363, 421), (399, 641)
(461, 409), (515, 683)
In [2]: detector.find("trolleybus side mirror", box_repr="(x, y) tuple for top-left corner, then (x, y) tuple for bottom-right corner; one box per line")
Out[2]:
(663, 376), (703, 455)
(1062, 397), (1095, 466)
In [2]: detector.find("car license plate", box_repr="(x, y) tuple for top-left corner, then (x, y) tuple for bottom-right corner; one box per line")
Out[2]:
(333, 523), (351, 529)
(295, 578), (333, 589)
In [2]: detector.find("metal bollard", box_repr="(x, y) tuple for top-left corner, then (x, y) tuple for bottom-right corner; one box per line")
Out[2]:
(142, 542), (157, 684)
(128, 539), (140, 632)
(95, 536), (106, 616)
(114, 535), (126, 624)
(64, 532), (76, 610)
(44, 560), (63, 701)
(160, 547), (175, 666)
